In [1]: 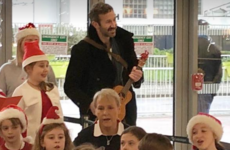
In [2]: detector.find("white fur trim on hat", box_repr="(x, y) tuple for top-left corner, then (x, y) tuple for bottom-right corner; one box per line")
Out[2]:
(15, 28), (40, 42)
(42, 117), (63, 125)
(0, 108), (27, 132)
(186, 114), (223, 143)
(22, 55), (48, 68)
(23, 136), (33, 144)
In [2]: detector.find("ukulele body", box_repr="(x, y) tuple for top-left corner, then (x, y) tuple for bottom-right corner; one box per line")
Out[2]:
(113, 85), (132, 121)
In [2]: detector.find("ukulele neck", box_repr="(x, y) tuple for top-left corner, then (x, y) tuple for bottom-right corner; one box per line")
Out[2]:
(120, 65), (142, 97)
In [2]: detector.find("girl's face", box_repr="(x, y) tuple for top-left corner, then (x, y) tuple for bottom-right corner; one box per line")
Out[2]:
(21, 35), (39, 53)
(42, 127), (65, 150)
(26, 61), (49, 83)
(0, 119), (22, 144)
(192, 123), (216, 150)
(120, 133), (139, 150)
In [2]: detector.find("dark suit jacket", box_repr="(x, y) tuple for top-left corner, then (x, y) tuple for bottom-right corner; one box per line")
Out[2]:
(64, 25), (143, 114)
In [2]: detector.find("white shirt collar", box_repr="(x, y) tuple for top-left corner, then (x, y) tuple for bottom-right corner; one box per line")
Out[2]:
(93, 120), (124, 137)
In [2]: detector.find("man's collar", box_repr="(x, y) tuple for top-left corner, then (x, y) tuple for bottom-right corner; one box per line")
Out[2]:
(94, 120), (124, 137)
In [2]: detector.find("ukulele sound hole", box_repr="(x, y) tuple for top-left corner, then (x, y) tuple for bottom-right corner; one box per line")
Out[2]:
(119, 92), (126, 99)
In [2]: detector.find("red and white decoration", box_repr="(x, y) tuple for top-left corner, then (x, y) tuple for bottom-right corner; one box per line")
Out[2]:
(22, 41), (48, 68)
(15, 23), (40, 42)
(0, 90), (5, 98)
(39, 106), (63, 134)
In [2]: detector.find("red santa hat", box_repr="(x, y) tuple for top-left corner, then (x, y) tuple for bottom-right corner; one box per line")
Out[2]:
(186, 112), (223, 144)
(22, 41), (48, 68)
(0, 105), (30, 140)
(0, 90), (5, 98)
(15, 22), (40, 42)
(39, 106), (63, 134)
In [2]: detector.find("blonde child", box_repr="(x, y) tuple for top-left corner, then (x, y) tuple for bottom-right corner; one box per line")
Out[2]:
(0, 104), (32, 150)
(0, 22), (56, 97)
(12, 41), (63, 141)
(186, 112), (225, 150)
(33, 106), (73, 150)
(120, 126), (146, 150)
(138, 133), (173, 150)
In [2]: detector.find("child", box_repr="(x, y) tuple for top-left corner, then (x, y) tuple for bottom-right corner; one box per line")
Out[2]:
(120, 126), (146, 150)
(138, 133), (173, 150)
(33, 106), (73, 150)
(0, 104), (32, 150)
(12, 41), (63, 141)
(186, 112), (225, 150)
(0, 22), (56, 97)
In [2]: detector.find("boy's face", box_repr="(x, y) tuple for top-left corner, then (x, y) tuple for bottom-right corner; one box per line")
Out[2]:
(41, 127), (65, 150)
(0, 119), (22, 144)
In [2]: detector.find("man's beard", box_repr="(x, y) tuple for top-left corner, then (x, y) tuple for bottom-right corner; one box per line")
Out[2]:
(99, 26), (117, 38)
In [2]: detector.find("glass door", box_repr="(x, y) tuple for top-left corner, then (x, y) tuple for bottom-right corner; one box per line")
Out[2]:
(197, 0), (230, 144)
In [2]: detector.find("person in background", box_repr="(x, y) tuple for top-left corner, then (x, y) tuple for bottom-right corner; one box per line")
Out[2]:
(138, 133), (173, 150)
(186, 112), (225, 150)
(0, 104), (32, 150)
(64, 2), (143, 126)
(198, 19), (222, 113)
(0, 22), (56, 97)
(74, 88), (128, 150)
(13, 41), (63, 141)
(33, 106), (74, 150)
(120, 126), (146, 150)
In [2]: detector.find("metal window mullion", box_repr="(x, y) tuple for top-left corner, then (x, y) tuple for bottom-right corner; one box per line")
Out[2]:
(0, 0), (12, 66)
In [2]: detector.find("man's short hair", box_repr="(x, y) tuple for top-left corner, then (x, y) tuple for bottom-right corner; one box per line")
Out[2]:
(198, 19), (209, 25)
(89, 2), (113, 23)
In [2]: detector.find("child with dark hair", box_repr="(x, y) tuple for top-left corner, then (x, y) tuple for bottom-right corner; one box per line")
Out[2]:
(0, 104), (32, 150)
(138, 133), (173, 150)
(187, 112), (225, 150)
(120, 126), (146, 150)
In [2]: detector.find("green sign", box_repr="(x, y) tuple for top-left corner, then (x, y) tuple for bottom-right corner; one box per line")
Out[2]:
(133, 36), (154, 55)
(133, 36), (153, 42)
(42, 35), (67, 42)
(41, 34), (68, 55)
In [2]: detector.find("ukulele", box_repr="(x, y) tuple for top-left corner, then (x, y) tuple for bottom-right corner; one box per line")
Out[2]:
(113, 50), (149, 121)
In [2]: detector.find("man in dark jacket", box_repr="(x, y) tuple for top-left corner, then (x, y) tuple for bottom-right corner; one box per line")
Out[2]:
(198, 19), (222, 113)
(64, 2), (143, 126)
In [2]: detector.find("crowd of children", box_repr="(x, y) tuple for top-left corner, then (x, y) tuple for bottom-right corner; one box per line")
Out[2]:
(0, 12), (227, 150)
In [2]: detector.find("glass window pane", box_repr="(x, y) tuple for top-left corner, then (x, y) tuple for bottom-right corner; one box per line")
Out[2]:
(198, 0), (230, 143)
